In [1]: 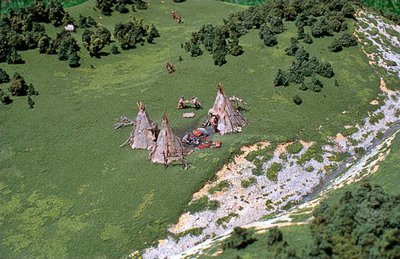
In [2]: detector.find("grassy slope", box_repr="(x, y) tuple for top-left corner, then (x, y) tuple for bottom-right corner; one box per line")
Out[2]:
(0, 0), (396, 258)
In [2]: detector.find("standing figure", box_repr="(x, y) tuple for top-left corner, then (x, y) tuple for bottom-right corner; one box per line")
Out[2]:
(177, 96), (186, 110)
(210, 115), (219, 133)
(166, 62), (175, 73)
(190, 96), (202, 109)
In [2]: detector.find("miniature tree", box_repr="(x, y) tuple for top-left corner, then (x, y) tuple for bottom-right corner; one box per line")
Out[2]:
(329, 39), (343, 52)
(9, 73), (28, 96)
(7, 49), (24, 64)
(285, 43), (299, 56)
(317, 62), (334, 78)
(111, 44), (120, 54)
(0, 68), (10, 83)
(27, 95), (35, 108)
(228, 35), (243, 56)
(293, 95), (302, 105)
(274, 69), (289, 87)
(259, 24), (278, 47)
(116, 3), (129, 14)
(222, 227), (256, 250)
(68, 50), (80, 67)
(0, 88), (13, 105)
(48, 0), (66, 26)
(339, 32), (357, 48)
(38, 35), (50, 54)
(342, 3), (355, 18)
(146, 24), (160, 43)
(27, 83), (39, 96)
(303, 33), (313, 44)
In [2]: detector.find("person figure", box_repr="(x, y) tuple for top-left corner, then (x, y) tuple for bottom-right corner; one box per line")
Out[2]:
(177, 96), (185, 110)
(166, 62), (175, 73)
(170, 10), (177, 19)
(190, 96), (202, 109)
(210, 115), (219, 133)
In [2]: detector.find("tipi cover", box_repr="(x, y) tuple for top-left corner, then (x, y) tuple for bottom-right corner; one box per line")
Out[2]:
(129, 102), (158, 150)
(149, 114), (186, 164)
(211, 83), (246, 135)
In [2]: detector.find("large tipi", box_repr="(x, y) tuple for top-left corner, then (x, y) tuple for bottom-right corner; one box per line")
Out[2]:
(210, 82), (246, 135)
(149, 114), (186, 164)
(129, 102), (158, 150)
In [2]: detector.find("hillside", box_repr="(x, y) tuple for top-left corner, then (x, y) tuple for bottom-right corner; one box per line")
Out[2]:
(0, 0), (399, 258)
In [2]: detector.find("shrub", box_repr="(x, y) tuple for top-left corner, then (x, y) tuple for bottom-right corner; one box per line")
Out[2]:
(369, 112), (384, 124)
(111, 44), (120, 54)
(303, 33), (313, 44)
(9, 73), (28, 96)
(267, 162), (282, 182)
(274, 69), (289, 86)
(216, 213), (238, 226)
(222, 227), (256, 250)
(287, 142), (303, 154)
(175, 227), (203, 239)
(187, 196), (220, 214)
(27, 95), (35, 108)
(241, 177), (257, 188)
(329, 39), (343, 52)
(293, 95), (302, 105)
(339, 32), (357, 48)
(0, 88), (13, 105)
(209, 180), (230, 194)
(0, 68), (10, 83)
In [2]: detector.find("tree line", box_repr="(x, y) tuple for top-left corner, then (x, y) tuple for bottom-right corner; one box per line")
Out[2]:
(184, 0), (361, 66)
(222, 182), (400, 258)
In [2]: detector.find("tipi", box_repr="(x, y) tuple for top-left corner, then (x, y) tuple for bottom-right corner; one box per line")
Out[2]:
(210, 82), (246, 135)
(129, 102), (158, 150)
(149, 114), (186, 164)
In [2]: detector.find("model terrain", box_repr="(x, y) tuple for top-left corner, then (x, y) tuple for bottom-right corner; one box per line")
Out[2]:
(0, 0), (399, 258)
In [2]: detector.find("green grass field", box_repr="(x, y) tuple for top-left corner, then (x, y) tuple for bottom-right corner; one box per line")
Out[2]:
(0, 0), (398, 258)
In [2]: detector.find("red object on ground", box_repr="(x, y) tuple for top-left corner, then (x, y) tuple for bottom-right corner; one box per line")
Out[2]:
(193, 130), (202, 137)
(215, 140), (222, 148)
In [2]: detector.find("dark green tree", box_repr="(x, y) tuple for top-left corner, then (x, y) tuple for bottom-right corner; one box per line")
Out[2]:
(0, 68), (10, 83)
(0, 88), (13, 105)
(9, 72), (28, 96)
(303, 33), (313, 44)
(329, 39), (343, 52)
(339, 32), (357, 48)
(228, 35), (243, 56)
(27, 95), (35, 108)
(111, 44), (120, 54)
(274, 69), (289, 87)
(222, 227), (256, 250)
(7, 49), (24, 64)
(293, 95), (302, 105)
(68, 49), (80, 67)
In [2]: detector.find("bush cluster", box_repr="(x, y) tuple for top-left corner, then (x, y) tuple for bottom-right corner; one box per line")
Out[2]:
(114, 17), (160, 50)
(184, 0), (361, 66)
(95, 0), (148, 16)
(274, 47), (334, 91)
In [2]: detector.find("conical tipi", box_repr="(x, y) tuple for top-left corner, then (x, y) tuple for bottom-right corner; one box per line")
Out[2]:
(210, 82), (246, 135)
(129, 102), (158, 150)
(149, 114), (186, 164)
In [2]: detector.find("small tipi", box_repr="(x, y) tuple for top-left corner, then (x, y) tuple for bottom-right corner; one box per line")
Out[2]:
(129, 102), (158, 150)
(210, 82), (246, 135)
(149, 114), (186, 164)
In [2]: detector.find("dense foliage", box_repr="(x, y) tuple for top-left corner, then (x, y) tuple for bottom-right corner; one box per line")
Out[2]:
(308, 182), (400, 258)
(184, 0), (361, 66)
(95, 0), (148, 16)
(221, 182), (400, 258)
(114, 17), (159, 50)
